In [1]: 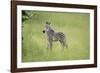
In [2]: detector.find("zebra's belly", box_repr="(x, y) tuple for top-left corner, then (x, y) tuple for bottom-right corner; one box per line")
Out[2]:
(53, 36), (59, 41)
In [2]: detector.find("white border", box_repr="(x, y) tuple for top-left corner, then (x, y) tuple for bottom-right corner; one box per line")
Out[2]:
(17, 5), (94, 68)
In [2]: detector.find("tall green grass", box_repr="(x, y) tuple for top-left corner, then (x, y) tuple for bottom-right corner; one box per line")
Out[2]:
(22, 11), (90, 62)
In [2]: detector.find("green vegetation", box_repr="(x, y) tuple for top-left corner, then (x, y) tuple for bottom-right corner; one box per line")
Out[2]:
(22, 10), (90, 62)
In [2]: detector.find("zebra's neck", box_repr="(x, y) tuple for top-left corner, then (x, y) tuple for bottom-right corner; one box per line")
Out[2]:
(47, 29), (55, 36)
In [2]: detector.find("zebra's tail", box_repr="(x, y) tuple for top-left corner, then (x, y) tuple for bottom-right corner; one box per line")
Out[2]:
(64, 36), (68, 48)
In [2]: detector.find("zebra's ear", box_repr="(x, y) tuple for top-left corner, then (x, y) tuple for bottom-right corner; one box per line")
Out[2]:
(46, 21), (51, 25)
(49, 22), (51, 25)
(46, 21), (49, 24)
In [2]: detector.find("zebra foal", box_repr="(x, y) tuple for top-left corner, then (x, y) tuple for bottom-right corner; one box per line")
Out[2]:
(43, 22), (68, 50)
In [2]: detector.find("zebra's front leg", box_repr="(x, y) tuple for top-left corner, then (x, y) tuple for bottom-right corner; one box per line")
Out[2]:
(48, 40), (53, 51)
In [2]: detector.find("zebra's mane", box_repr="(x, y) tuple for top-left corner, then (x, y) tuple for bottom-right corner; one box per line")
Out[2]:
(48, 25), (55, 33)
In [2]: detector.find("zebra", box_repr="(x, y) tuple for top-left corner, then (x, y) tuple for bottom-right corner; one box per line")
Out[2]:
(43, 21), (68, 50)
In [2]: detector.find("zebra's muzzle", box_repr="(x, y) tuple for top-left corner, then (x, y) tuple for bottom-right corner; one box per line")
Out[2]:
(43, 30), (45, 33)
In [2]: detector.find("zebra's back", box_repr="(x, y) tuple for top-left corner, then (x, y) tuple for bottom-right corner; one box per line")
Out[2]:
(54, 32), (66, 41)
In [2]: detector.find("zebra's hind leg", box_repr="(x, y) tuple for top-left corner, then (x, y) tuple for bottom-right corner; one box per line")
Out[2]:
(65, 43), (68, 48)
(59, 40), (68, 49)
(63, 41), (68, 48)
(59, 40), (65, 49)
